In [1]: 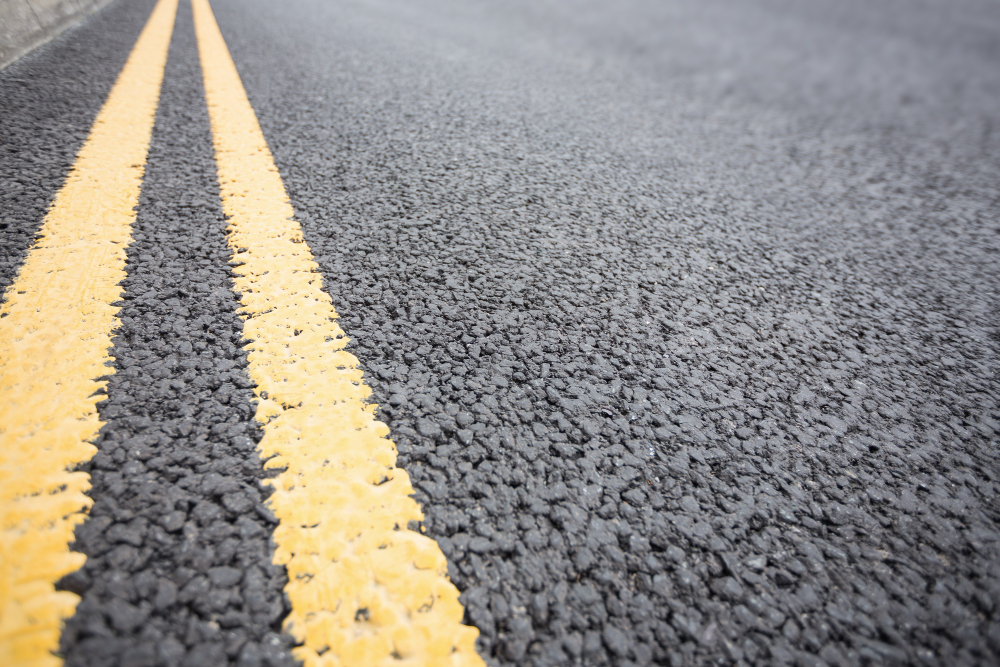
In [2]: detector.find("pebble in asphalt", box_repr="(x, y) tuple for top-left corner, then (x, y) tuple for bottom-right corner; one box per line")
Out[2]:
(1, 0), (999, 665)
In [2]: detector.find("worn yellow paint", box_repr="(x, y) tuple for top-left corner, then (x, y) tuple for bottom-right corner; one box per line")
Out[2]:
(0, 0), (178, 665)
(191, 1), (484, 665)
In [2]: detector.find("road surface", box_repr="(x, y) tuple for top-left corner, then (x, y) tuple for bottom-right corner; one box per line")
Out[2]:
(1, 0), (999, 665)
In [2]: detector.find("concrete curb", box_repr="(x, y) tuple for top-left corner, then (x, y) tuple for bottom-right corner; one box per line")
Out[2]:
(0, 0), (115, 70)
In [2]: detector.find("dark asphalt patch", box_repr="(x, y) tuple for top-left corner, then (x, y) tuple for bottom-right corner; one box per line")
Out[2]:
(213, 0), (1000, 664)
(56, 4), (295, 665)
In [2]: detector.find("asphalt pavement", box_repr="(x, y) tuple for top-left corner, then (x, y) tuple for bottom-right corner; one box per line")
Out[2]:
(1, 0), (999, 665)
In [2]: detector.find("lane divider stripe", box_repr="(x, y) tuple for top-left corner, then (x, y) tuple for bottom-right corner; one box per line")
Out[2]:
(190, 1), (485, 665)
(0, 0), (179, 664)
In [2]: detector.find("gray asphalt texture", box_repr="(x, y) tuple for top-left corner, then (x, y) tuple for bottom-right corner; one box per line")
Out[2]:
(2, 0), (999, 665)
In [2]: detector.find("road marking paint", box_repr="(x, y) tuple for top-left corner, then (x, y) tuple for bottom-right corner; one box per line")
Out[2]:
(191, 1), (484, 665)
(0, 0), (178, 664)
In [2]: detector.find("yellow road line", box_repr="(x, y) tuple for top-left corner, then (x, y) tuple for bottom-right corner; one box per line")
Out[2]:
(0, 0), (178, 664)
(191, 1), (484, 665)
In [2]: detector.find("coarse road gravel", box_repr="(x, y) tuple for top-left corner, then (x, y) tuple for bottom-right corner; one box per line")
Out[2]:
(1, 0), (999, 665)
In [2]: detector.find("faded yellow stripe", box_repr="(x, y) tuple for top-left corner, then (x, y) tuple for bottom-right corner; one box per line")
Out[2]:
(0, 0), (178, 664)
(191, 1), (484, 665)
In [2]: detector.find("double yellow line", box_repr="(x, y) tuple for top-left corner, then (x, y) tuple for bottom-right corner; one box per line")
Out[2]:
(0, 1), (483, 665)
